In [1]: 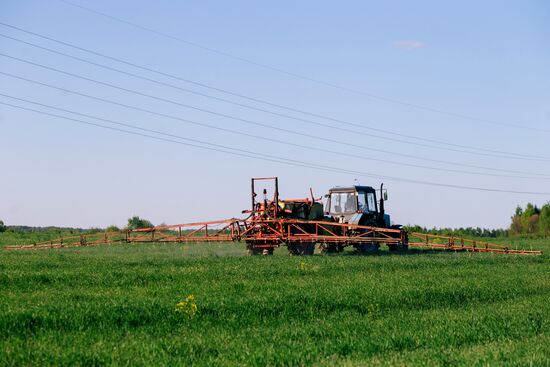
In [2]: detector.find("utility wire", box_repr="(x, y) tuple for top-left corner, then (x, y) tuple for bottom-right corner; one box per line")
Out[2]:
(53, 0), (548, 133)
(1, 33), (512, 160)
(2, 99), (550, 196)
(2, 92), (547, 181)
(0, 23), (547, 160)
(2, 52), (549, 165)
(1, 70), (547, 179)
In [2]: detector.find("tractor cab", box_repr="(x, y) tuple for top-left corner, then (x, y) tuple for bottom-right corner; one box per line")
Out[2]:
(325, 185), (390, 228)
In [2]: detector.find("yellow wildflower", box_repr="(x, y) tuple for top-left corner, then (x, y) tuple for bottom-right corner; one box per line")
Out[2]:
(175, 294), (197, 319)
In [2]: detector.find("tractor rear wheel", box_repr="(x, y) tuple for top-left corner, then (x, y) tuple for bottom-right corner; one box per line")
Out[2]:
(388, 243), (409, 252)
(355, 243), (380, 254)
(287, 242), (315, 256)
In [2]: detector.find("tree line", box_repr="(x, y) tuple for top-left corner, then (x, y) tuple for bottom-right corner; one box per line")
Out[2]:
(0, 216), (154, 234)
(509, 202), (550, 236)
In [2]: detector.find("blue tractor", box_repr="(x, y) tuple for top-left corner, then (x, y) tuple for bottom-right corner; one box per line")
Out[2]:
(323, 184), (407, 253)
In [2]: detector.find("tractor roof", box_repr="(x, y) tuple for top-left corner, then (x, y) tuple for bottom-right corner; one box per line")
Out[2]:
(328, 185), (376, 193)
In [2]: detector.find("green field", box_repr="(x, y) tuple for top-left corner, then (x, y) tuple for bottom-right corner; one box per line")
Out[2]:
(1, 235), (549, 366)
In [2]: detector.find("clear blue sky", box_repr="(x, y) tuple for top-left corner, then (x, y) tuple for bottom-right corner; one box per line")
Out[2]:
(1, 0), (549, 229)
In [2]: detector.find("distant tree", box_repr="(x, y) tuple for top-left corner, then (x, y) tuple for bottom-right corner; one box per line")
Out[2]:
(127, 216), (154, 230)
(521, 203), (540, 234)
(0, 220), (6, 233)
(508, 203), (550, 236)
(510, 216), (522, 235)
(539, 203), (550, 236)
(527, 214), (540, 234)
(106, 225), (121, 232)
(510, 205), (523, 235)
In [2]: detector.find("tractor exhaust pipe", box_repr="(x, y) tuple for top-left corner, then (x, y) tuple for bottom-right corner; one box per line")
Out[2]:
(379, 183), (385, 217)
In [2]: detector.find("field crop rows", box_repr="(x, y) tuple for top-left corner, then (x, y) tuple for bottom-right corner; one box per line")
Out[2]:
(0, 237), (549, 366)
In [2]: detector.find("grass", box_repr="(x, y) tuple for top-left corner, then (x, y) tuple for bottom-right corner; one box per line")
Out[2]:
(0, 234), (549, 366)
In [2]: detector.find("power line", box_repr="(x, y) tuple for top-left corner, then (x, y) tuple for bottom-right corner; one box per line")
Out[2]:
(1, 70), (547, 179)
(1, 32), (504, 160)
(53, 0), (549, 133)
(0, 23), (547, 160)
(2, 92), (547, 182)
(2, 99), (550, 196)
(2, 51), (549, 165)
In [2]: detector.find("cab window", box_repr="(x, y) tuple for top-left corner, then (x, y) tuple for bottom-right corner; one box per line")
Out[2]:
(329, 192), (356, 213)
(358, 192), (376, 212)
(367, 192), (376, 212)
(357, 192), (367, 211)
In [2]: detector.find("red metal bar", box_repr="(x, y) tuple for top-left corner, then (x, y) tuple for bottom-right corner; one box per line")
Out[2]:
(3, 218), (543, 256)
